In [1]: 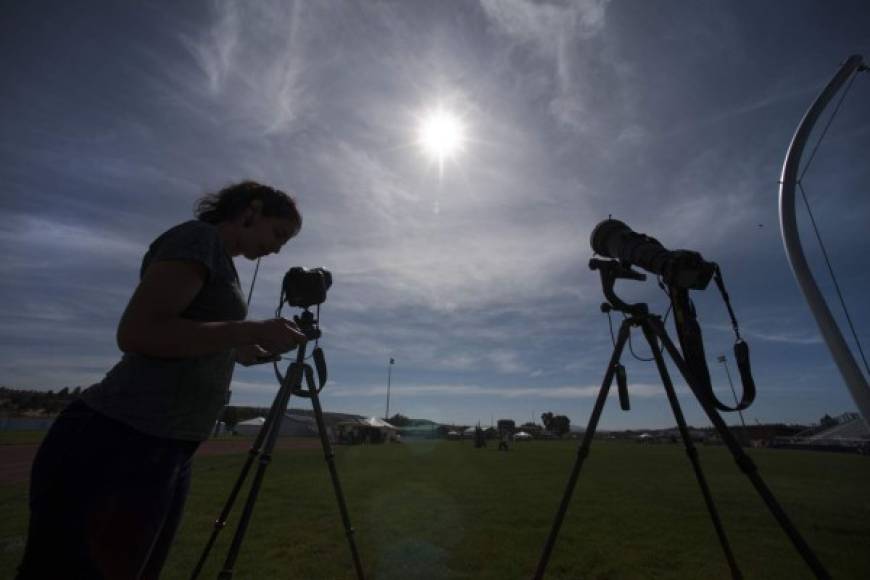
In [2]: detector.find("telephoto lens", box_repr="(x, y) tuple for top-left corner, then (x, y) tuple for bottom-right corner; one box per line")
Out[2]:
(590, 219), (715, 290)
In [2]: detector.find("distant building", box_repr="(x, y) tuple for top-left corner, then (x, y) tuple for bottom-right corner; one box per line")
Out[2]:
(497, 419), (516, 436)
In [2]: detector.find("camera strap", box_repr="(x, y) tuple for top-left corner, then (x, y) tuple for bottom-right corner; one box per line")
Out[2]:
(670, 287), (715, 408)
(712, 265), (756, 411)
(670, 271), (755, 412)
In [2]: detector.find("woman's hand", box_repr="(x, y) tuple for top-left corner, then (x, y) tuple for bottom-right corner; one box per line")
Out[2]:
(117, 259), (309, 359)
(235, 344), (281, 366)
(247, 318), (307, 355)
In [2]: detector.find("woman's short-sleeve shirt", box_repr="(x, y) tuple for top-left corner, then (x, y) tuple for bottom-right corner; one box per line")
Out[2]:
(81, 220), (247, 441)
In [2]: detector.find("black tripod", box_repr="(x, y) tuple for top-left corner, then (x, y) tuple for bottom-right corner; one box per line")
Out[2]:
(533, 259), (829, 580)
(191, 309), (365, 580)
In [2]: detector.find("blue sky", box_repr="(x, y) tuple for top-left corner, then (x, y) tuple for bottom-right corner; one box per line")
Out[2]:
(2, 1), (868, 430)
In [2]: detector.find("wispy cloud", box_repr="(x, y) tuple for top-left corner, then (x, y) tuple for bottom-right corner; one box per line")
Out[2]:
(480, 0), (610, 53)
(730, 314), (827, 346)
(0, 215), (142, 272)
(182, 0), (240, 95)
(480, 0), (621, 132)
(744, 329), (823, 345)
(179, 0), (310, 136)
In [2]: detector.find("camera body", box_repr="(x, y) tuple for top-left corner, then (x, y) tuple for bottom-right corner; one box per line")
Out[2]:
(282, 267), (332, 308)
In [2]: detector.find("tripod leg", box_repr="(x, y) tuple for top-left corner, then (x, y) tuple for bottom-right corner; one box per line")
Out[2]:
(305, 365), (366, 580)
(647, 317), (830, 579)
(534, 318), (633, 580)
(217, 352), (306, 579)
(639, 321), (742, 580)
(191, 363), (299, 579)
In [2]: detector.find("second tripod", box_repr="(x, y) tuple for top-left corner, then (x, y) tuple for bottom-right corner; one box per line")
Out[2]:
(533, 259), (829, 580)
(191, 309), (365, 580)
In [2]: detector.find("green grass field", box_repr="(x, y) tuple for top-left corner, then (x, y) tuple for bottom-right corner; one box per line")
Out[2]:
(2, 440), (869, 579)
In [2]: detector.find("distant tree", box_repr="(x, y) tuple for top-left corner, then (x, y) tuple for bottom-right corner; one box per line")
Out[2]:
(28, 393), (44, 411)
(551, 415), (571, 437)
(497, 419), (515, 434)
(541, 412), (554, 431)
(387, 413), (411, 427)
(819, 414), (837, 428)
(58, 387), (70, 397)
(221, 406), (239, 430)
(72, 386), (82, 396)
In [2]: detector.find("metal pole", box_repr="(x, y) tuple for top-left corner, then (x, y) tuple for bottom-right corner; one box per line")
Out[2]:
(779, 54), (870, 426)
(385, 358), (394, 420)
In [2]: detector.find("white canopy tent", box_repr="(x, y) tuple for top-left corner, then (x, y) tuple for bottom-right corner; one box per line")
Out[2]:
(336, 417), (399, 443)
(233, 413), (335, 441)
(359, 417), (399, 430)
(234, 416), (266, 436)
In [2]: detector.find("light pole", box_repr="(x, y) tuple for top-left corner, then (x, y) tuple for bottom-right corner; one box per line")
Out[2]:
(385, 357), (395, 420)
(718, 355), (747, 431)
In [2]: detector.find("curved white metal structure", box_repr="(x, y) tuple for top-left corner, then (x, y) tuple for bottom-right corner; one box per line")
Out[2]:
(779, 54), (870, 425)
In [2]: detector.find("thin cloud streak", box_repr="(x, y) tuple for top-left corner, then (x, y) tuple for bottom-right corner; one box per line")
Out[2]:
(480, 0), (623, 133)
(179, 0), (310, 136)
(326, 382), (676, 400)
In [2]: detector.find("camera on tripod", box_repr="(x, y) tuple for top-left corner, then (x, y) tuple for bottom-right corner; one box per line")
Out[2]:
(588, 217), (754, 413)
(193, 264), (367, 580)
(534, 219), (826, 580)
(282, 266), (332, 308)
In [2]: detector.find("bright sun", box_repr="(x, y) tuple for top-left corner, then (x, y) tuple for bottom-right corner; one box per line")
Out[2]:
(417, 108), (466, 167)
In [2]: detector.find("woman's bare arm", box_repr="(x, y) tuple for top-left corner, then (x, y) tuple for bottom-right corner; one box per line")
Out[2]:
(116, 260), (304, 358)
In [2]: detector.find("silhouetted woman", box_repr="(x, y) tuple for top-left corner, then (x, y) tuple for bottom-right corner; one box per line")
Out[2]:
(17, 181), (307, 579)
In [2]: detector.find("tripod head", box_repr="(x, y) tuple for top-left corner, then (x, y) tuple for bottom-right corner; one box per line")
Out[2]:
(281, 307), (328, 399)
(589, 258), (649, 317)
(293, 308), (322, 341)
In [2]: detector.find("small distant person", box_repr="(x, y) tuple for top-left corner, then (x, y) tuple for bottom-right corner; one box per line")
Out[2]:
(474, 426), (486, 448)
(498, 432), (510, 452)
(17, 181), (306, 580)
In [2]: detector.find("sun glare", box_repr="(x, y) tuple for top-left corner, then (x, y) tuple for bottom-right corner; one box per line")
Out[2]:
(417, 108), (466, 169)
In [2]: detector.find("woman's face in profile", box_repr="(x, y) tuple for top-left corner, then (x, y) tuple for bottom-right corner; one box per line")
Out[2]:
(241, 215), (298, 260)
